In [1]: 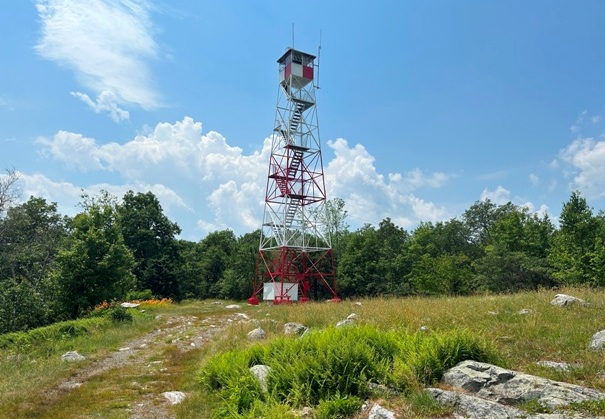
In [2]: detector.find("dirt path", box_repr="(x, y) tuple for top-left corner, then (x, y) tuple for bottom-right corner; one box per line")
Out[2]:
(47, 310), (249, 418)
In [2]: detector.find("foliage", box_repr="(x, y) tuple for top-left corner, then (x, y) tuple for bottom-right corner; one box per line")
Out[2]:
(199, 325), (498, 416)
(118, 190), (181, 298)
(107, 306), (133, 323)
(55, 191), (136, 318)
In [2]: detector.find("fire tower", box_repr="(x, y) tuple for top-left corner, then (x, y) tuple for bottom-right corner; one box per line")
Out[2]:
(248, 47), (340, 305)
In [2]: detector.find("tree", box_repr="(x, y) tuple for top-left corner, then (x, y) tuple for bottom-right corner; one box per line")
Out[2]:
(0, 168), (20, 219)
(0, 197), (67, 332)
(118, 191), (182, 298)
(56, 192), (135, 317)
(549, 191), (600, 285)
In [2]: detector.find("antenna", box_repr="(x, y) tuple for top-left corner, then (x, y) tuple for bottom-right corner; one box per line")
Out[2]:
(316, 30), (322, 89)
(292, 23), (295, 49)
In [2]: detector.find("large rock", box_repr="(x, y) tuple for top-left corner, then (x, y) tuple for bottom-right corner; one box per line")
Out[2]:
(550, 294), (586, 307)
(440, 360), (604, 409)
(427, 388), (590, 418)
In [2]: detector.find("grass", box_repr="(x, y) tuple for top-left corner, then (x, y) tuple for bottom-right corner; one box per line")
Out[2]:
(2, 287), (605, 418)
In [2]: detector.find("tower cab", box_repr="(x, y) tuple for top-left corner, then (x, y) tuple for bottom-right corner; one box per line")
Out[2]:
(278, 48), (315, 89)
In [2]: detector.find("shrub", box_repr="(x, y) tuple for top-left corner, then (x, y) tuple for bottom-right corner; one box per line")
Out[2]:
(108, 306), (133, 323)
(199, 325), (500, 417)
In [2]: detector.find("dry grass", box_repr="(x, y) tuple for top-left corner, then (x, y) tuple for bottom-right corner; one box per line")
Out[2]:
(2, 288), (605, 418)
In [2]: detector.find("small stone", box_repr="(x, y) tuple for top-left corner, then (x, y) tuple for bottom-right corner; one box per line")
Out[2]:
(225, 304), (241, 309)
(249, 364), (272, 392)
(336, 319), (354, 328)
(120, 302), (140, 308)
(589, 330), (605, 351)
(368, 403), (396, 419)
(419, 325), (429, 332)
(248, 327), (266, 341)
(284, 322), (308, 336)
(235, 312), (250, 320)
(354, 302), (362, 306)
(488, 311), (498, 315)
(551, 293), (586, 307)
(536, 360), (578, 371)
(346, 313), (357, 320)
(61, 351), (86, 362)
(118, 347), (131, 352)
(162, 391), (186, 404)
(518, 308), (531, 315)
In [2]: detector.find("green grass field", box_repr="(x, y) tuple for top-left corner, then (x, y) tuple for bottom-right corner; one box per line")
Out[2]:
(1, 287), (605, 418)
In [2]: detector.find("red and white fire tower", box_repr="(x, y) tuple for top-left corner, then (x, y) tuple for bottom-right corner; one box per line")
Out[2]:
(248, 47), (340, 305)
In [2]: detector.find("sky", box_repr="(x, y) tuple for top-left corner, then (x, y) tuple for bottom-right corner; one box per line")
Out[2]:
(2, 0), (605, 241)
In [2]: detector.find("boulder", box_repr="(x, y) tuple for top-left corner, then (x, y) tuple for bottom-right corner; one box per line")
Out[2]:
(550, 294), (586, 307)
(162, 391), (186, 404)
(440, 360), (604, 409)
(427, 388), (526, 419)
(284, 322), (308, 336)
(249, 364), (271, 392)
(588, 330), (605, 351)
(247, 327), (266, 341)
(61, 351), (86, 362)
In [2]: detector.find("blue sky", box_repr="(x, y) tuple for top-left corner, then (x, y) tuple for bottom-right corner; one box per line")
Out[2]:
(2, 0), (605, 240)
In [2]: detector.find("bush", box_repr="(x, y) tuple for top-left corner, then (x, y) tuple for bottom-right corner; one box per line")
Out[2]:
(108, 306), (133, 323)
(199, 325), (501, 417)
(126, 289), (154, 301)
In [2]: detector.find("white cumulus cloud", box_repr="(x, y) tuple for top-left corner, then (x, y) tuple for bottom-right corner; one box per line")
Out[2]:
(35, 0), (160, 120)
(35, 119), (456, 236)
(559, 137), (605, 199)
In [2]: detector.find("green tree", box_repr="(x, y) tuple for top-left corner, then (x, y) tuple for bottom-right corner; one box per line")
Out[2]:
(407, 220), (475, 295)
(0, 197), (67, 332)
(56, 192), (135, 317)
(549, 191), (600, 285)
(118, 191), (181, 298)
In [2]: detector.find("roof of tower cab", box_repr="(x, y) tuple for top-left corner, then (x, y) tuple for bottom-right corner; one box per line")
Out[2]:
(277, 47), (316, 64)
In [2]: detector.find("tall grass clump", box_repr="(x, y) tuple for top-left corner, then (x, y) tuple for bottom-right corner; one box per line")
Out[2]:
(199, 324), (500, 417)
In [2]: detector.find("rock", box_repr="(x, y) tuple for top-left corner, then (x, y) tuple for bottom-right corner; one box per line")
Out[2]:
(347, 313), (358, 320)
(336, 319), (354, 328)
(162, 391), (186, 404)
(589, 330), (605, 351)
(368, 403), (396, 419)
(419, 325), (429, 332)
(550, 294), (586, 307)
(284, 322), (308, 336)
(440, 360), (604, 409)
(354, 302), (362, 307)
(249, 364), (271, 392)
(234, 312), (250, 320)
(61, 351), (86, 362)
(488, 311), (498, 315)
(518, 308), (532, 315)
(225, 304), (241, 309)
(536, 360), (578, 372)
(247, 327), (266, 341)
(120, 302), (140, 308)
(427, 387), (526, 419)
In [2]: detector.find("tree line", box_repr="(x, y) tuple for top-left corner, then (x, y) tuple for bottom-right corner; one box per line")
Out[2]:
(1, 169), (604, 333)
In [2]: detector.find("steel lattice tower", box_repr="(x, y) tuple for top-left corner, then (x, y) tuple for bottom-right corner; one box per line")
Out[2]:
(248, 47), (340, 305)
